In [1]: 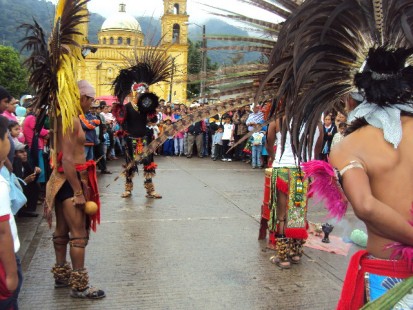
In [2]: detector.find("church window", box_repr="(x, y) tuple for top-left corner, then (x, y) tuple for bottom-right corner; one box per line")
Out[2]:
(103, 38), (107, 44)
(173, 3), (180, 14)
(118, 37), (123, 45)
(172, 24), (180, 43)
(126, 38), (131, 45)
(110, 37), (114, 45)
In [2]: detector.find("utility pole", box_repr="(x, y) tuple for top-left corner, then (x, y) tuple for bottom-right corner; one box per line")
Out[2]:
(200, 25), (207, 104)
(169, 57), (175, 102)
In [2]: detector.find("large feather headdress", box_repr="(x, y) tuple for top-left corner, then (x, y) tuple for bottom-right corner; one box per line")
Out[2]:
(19, 0), (88, 134)
(112, 46), (174, 107)
(258, 0), (413, 160)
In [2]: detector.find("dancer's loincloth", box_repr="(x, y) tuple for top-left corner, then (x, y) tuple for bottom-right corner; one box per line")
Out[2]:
(125, 136), (157, 178)
(269, 167), (309, 239)
(338, 250), (413, 309)
(45, 160), (101, 232)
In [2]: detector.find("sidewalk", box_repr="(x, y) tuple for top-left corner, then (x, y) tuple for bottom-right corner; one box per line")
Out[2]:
(16, 156), (363, 309)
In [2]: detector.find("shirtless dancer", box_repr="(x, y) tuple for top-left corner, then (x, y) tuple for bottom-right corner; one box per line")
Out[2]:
(330, 49), (413, 308)
(45, 80), (105, 299)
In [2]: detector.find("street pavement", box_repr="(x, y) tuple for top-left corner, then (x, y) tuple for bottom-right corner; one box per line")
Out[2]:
(16, 156), (365, 309)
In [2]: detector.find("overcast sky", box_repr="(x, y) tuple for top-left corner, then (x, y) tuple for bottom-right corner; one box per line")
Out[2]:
(48, 0), (277, 23)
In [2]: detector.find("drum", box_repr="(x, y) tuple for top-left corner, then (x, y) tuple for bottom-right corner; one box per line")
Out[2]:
(261, 168), (273, 220)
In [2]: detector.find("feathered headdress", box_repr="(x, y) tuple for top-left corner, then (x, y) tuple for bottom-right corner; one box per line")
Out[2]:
(256, 0), (413, 160)
(19, 0), (89, 134)
(112, 45), (174, 113)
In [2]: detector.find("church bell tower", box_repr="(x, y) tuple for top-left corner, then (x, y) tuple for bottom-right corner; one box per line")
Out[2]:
(161, 0), (189, 45)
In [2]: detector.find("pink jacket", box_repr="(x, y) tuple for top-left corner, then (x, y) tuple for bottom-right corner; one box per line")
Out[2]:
(23, 115), (49, 150)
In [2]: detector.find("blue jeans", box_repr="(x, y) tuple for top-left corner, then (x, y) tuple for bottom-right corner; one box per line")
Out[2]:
(84, 146), (94, 161)
(0, 255), (23, 310)
(252, 145), (263, 167)
(174, 137), (184, 155)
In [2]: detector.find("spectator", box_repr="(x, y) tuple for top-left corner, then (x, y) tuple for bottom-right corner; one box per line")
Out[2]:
(100, 102), (115, 123)
(0, 114), (22, 309)
(22, 111), (49, 188)
(187, 120), (205, 158)
(246, 104), (264, 132)
(2, 98), (18, 123)
(162, 118), (174, 156)
(212, 125), (224, 161)
(162, 106), (175, 122)
(91, 102), (111, 174)
(102, 126), (111, 161)
(79, 108), (100, 161)
(15, 106), (26, 126)
(331, 122), (347, 150)
(221, 115), (234, 162)
(320, 113), (337, 161)
(13, 143), (41, 217)
(250, 127), (266, 168)
(8, 121), (25, 147)
(232, 105), (250, 160)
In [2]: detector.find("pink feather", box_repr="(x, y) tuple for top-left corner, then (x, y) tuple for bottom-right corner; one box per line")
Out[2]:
(301, 160), (348, 220)
(385, 204), (413, 271)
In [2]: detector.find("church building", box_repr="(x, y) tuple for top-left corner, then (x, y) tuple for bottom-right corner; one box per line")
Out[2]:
(78, 1), (189, 103)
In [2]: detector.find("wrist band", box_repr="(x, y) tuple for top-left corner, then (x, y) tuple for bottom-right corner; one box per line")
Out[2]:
(74, 190), (83, 197)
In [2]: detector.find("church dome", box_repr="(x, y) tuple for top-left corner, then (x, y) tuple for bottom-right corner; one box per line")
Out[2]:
(101, 3), (141, 32)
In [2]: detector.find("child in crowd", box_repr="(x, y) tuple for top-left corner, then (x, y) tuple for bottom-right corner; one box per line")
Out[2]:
(111, 121), (124, 157)
(212, 126), (224, 161)
(250, 127), (266, 168)
(8, 121), (25, 147)
(162, 118), (174, 156)
(221, 116), (234, 162)
(102, 126), (110, 160)
(0, 115), (22, 309)
(12, 143), (41, 217)
(331, 122), (348, 150)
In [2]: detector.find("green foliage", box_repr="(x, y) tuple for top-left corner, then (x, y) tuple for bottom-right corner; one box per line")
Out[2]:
(0, 45), (29, 97)
(0, 0), (55, 50)
(187, 39), (218, 99)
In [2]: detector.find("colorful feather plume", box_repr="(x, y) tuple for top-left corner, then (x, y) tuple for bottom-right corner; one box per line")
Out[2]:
(20, 0), (89, 134)
(385, 205), (413, 271)
(301, 160), (348, 220)
(113, 45), (174, 105)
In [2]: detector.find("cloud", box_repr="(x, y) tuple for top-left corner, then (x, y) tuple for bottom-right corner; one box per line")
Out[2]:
(55, 0), (278, 23)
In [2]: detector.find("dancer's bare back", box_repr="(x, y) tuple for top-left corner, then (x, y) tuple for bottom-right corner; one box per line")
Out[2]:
(330, 116), (413, 258)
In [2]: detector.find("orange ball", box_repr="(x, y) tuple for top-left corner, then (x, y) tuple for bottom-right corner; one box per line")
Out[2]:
(84, 201), (98, 215)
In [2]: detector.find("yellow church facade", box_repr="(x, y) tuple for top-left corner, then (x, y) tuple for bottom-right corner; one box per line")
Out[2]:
(78, 1), (189, 103)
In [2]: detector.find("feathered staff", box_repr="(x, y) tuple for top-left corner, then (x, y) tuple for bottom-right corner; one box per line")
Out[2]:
(257, 0), (413, 161)
(19, 0), (88, 134)
(138, 0), (303, 158)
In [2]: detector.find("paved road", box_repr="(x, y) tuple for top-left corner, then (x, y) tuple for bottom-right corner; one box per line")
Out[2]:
(16, 156), (364, 309)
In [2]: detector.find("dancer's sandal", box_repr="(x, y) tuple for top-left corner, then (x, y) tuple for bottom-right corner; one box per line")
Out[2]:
(269, 255), (290, 269)
(70, 286), (106, 299)
(146, 192), (162, 199)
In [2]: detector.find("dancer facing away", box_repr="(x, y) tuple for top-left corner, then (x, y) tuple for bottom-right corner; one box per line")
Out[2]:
(45, 81), (105, 299)
(266, 117), (322, 269)
(331, 48), (413, 309)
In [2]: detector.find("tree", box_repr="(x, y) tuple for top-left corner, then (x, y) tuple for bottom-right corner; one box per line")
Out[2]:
(187, 39), (218, 99)
(0, 45), (29, 97)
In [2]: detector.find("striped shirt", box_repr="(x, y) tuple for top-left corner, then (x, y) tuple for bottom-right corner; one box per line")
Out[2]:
(246, 111), (264, 131)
